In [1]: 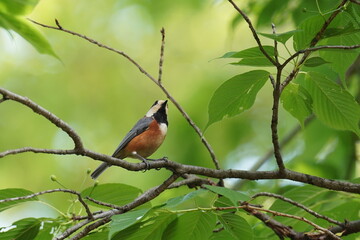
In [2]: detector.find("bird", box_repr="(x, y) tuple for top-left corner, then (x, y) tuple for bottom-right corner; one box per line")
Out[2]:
(91, 100), (168, 179)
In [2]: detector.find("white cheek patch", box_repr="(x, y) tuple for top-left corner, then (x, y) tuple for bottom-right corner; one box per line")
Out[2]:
(159, 123), (168, 135)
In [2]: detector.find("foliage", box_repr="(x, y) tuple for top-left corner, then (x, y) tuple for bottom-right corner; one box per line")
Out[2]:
(0, 0), (359, 239)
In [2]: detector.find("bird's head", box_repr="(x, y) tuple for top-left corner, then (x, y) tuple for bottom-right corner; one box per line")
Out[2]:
(146, 100), (168, 125)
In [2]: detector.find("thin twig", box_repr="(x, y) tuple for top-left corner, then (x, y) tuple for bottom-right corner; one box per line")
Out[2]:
(226, 0), (286, 173)
(246, 205), (341, 240)
(0, 94), (7, 103)
(251, 192), (342, 226)
(0, 87), (84, 150)
(86, 196), (121, 209)
(0, 147), (77, 158)
(0, 189), (93, 220)
(350, 0), (360, 4)
(280, 0), (349, 91)
(158, 28), (165, 83)
(227, 0), (278, 67)
(269, 75), (275, 88)
(282, 44), (360, 69)
(28, 18), (220, 171)
(271, 70), (286, 173)
(272, 23), (279, 64)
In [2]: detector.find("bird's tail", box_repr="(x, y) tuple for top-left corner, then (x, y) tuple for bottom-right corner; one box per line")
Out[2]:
(91, 163), (110, 179)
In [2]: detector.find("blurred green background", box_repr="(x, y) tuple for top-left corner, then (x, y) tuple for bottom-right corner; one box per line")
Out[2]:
(0, 0), (358, 227)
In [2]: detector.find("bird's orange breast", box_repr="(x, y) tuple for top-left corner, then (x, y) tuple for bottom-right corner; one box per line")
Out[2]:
(120, 120), (166, 159)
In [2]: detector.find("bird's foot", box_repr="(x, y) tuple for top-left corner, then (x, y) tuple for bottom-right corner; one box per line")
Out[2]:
(132, 152), (151, 172)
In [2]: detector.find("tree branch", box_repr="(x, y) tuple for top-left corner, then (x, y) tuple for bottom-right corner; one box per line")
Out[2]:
(28, 18), (221, 171)
(227, 0), (286, 174)
(2, 144), (359, 193)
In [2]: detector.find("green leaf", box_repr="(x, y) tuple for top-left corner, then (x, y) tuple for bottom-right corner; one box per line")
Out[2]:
(0, 0), (39, 15)
(81, 183), (143, 208)
(0, 13), (58, 59)
(231, 57), (274, 67)
(34, 221), (55, 240)
(206, 70), (269, 129)
(319, 12), (360, 82)
(204, 185), (249, 206)
(220, 46), (275, 59)
(165, 189), (217, 210)
(258, 30), (301, 44)
(210, 230), (237, 240)
(110, 209), (151, 239)
(271, 185), (328, 214)
(218, 213), (253, 240)
(270, 185), (331, 231)
(293, 15), (325, 51)
(0, 218), (40, 240)
(303, 57), (330, 67)
(112, 211), (176, 240)
(323, 23), (360, 39)
(214, 196), (237, 212)
(281, 82), (312, 126)
(304, 72), (360, 135)
(82, 231), (109, 240)
(164, 211), (216, 240)
(0, 188), (38, 212)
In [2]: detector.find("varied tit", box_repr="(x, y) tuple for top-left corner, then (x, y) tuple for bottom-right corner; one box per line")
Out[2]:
(91, 100), (168, 179)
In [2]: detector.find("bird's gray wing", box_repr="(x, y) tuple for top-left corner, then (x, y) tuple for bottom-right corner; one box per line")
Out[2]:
(112, 117), (153, 157)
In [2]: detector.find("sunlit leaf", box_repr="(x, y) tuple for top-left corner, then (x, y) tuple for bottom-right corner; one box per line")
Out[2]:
(258, 30), (300, 44)
(33, 221), (56, 240)
(110, 209), (151, 239)
(204, 185), (249, 206)
(0, 0), (39, 15)
(281, 82), (312, 126)
(0, 188), (38, 212)
(165, 189), (216, 209)
(304, 72), (360, 136)
(219, 46), (275, 59)
(206, 70), (269, 129)
(217, 213), (253, 240)
(0, 218), (40, 240)
(81, 183), (143, 208)
(0, 13), (59, 59)
(231, 57), (274, 67)
(164, 211), (216, 240)
(303, 57), (330, 67)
